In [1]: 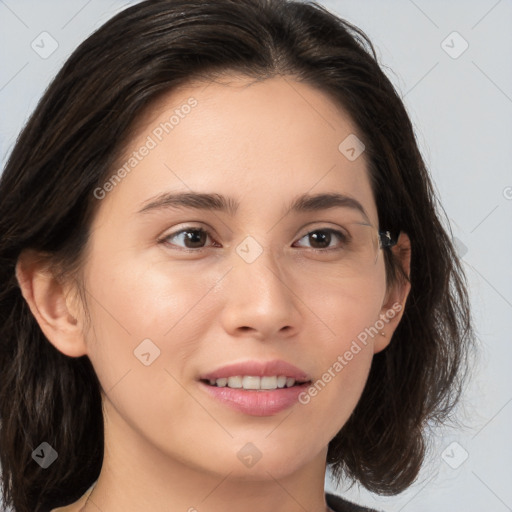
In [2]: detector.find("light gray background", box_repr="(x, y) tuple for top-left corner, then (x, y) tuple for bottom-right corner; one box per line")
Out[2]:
(1, 1), (511, 511)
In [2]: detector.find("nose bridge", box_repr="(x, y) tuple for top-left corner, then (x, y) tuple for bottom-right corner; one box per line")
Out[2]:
(220, 236), (301, 336)
(236, 236), (293, 306)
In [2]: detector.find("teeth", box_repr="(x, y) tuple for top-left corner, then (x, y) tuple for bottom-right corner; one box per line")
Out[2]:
(227, 376), (243, 388)
(276, 376), (287, 388)
(207, 375), (301, 390)
(260, 376), (277, 390)
(243, 376), (261, 390)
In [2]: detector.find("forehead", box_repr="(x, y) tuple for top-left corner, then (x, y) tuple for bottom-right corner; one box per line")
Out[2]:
(96, 75), (378, 226)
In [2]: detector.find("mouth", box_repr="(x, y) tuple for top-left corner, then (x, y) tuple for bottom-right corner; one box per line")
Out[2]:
(200, 375), (311, 390)
(197, 359), (313, 416)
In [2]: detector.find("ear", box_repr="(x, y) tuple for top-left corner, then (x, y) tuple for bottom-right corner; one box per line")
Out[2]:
(15, 249), (88, 358)
(374, 232), (412, 353)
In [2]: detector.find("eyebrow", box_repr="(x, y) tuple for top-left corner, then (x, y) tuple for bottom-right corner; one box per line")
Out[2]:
(138, 191), (369, 221)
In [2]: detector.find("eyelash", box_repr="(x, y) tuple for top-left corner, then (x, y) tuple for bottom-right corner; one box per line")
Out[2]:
(158, 226), (349, 253)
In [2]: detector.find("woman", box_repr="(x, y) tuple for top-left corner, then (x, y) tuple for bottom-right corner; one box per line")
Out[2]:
(0, 1), (474, 511)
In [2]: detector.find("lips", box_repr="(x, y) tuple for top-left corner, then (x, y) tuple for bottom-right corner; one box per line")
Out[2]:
(197, 359), (312, 416)
(199, 359), (311, 382)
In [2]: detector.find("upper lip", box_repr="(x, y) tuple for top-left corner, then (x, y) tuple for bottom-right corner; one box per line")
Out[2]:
(199, 360), (311, 382)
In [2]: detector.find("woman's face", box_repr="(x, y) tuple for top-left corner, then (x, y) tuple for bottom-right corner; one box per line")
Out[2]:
(76, 75), (401, 480)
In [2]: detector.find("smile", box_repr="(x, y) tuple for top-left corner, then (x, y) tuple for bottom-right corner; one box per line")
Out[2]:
(203, 375), (310, 390)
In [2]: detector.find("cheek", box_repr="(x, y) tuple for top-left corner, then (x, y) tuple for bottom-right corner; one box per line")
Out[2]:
(80, 255), (227, 451)
(297, 329), (375, 447)
(84, 247), (223, 337)
(291, 271), (386, 435)
(80, 248), (226, 392)
(293, 260), (387, 345)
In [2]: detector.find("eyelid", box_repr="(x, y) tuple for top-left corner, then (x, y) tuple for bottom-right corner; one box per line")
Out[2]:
(295, 221), (350, 238)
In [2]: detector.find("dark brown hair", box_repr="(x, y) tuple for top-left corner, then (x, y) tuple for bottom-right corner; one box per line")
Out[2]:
(0, 0), (474, 510)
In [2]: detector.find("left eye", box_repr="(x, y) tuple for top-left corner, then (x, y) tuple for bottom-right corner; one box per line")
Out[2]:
(293, 229), (347, 250)
(160, 227), (347, 251)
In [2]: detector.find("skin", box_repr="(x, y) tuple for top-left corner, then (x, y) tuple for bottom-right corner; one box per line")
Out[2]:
(16, 75), (411, 512)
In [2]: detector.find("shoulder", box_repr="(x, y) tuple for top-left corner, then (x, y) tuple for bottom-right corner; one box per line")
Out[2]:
(325, 492), (383, 512)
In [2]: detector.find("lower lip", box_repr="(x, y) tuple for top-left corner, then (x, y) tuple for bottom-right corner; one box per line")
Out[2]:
(199, 381), (311, 416)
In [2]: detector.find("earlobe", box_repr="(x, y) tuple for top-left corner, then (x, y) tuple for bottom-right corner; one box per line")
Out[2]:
(374, 232), (412, 353)
(15, 249), (87, 358)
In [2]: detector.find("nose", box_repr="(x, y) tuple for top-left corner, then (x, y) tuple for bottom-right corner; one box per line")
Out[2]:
(219, 246), (302, 341)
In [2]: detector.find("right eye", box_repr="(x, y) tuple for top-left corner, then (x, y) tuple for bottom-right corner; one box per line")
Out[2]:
(159, 227), (220, 251)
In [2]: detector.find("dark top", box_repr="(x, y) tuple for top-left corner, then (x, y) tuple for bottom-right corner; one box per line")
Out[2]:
(325, 492), (381, 512)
